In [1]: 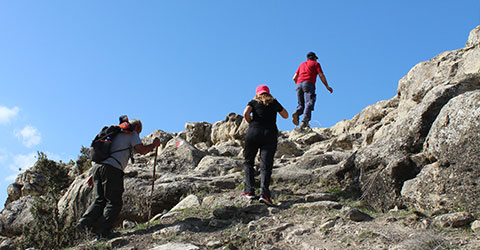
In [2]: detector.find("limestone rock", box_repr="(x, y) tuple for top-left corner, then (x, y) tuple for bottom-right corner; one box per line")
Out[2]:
(341, 207), (373, 222)
(0, 196), (34, 237)
(185, 121), (212, 146)
(305, 192), (338, 202)
(141, 129), (174, 150)
(156, 137), (206, 174)
(208, 140), (242, 157)
(293, 201), (342, 210)
(170, 194), (201, 212)
(213, 206), (238, 220)
(194, 156), (243, 176)
(343, 36), (480, 211)
(275, 137), (302, 158)
(211, 113), (246, 144)
(5, 184), (21, 205)
(432, 211), (474, 228)
(149, 242), (199, 250)
(58, 172), (94, 224)
(402, 91), (480, 213)
(471, 220), (480, 232)
(5, 168), (48, 207)
(466, 25), (480, 47)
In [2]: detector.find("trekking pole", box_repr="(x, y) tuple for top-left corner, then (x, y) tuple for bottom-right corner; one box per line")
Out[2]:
(148, 146), (159, 222)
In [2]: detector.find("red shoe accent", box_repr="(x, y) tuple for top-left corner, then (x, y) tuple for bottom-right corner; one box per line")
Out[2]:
(240, 192), (255, 200)
(259, 194), (273, 206)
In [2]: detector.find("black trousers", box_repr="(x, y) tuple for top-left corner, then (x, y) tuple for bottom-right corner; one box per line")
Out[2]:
(80, 164), (124, 235)
(243, 126), (278, 198)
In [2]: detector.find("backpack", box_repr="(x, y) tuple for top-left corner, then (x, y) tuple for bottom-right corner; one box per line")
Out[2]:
(89, 116), (134, 164)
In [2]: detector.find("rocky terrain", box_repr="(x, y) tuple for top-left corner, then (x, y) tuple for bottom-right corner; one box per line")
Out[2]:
(1, 26), (480, 250)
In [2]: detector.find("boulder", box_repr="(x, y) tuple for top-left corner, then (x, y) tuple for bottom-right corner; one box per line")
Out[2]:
(0, 196), (34, 237)
(156, 137), (206, 174)
(466, 25), (480, 47)
(341, 207), (373, 222)
(122, 178), (192, 222)
(170, 194), (201, 212)
(5, 169), (48, 206)
(298, 151), (350, 170)
(402, 91), (480, 213)
(141, 129), (174, 150)
(275, 137), (302, 158)
(5, 184), (21, 205)
(58, 173), (94, 224)
(185, 122), (212, 146)
(194, 156), (243, 177)
(211, 113), (247, 144)
(208, 141), (242, 157)
(149, 243), (199, 250)
(432, 211), (474, 228)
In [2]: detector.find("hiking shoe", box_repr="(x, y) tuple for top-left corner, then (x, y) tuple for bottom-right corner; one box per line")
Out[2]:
(292, 113), (299, 126)
(259, 194), (274, 206)
(100, 231), (121, 239)
(241, 192), (256, 200)
(75, 219), (89, 232)
(300, 121), (310, 130)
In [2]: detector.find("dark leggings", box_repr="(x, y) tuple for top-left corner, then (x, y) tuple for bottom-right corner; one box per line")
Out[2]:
(243, 126), (278, 198)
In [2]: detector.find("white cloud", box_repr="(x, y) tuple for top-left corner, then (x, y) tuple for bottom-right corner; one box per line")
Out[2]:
(5, 152), (37, 181)
(14, 125), (42, 148)
(0, 106), (19, 125)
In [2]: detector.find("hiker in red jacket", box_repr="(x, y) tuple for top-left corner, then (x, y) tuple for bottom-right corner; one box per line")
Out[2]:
(292, 52), (333, 129)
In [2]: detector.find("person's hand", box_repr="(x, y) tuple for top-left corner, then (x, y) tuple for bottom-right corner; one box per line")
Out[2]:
(87, 175), (94, 188)
(327, 86), (333, 93)
(153, 137), (161, 148)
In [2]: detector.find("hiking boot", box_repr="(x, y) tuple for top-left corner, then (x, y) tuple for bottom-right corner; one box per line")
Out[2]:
(292, 113), (299, 126)
(259, 194), (274, 206)
(300, 121), (310, 130)
(241, 192), (256, 200)
(100, 230), (121, 239)
(76, 219), (89, 233)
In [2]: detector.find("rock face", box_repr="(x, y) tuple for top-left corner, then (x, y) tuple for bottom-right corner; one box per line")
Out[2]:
(0, 197), (34, 237)
(185, 122), (212, 146)
(1, 25), (480, 250)
(402, 90), (480, 212)
(334, 25), (480, 211)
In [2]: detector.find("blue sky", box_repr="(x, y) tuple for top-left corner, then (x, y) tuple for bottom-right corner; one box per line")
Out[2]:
(0, 1), (478, 209)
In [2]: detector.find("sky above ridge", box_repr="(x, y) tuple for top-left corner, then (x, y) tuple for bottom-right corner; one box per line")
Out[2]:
(0, 1), (479, 209)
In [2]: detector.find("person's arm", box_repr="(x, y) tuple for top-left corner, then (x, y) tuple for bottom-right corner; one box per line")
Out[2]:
(134, 137), (160, 155)
(243, 105), (253, 123)
(319, 72), (333, 93)
(279, 108), (288, 119)
(292, 72), (298, 83)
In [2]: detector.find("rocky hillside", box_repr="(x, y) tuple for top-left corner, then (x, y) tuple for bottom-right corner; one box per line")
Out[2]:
(1, 26), (480, 250)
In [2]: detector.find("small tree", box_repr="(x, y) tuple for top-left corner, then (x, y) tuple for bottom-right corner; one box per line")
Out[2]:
(19, 152), (76, 249)
(76, 145), (92, 174)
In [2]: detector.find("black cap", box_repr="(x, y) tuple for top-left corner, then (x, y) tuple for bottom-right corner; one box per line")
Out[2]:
(307, 52), (318, 60)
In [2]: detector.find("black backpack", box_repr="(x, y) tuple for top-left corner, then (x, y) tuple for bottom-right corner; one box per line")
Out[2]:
(89, 115), (134, 164)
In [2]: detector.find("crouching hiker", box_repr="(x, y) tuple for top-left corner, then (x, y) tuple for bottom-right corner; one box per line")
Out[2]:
(77, 119), (160, 238)
(241, 84), (288, 206)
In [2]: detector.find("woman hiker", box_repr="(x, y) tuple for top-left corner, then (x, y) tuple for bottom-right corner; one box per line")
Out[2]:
(241, 84), (288, 206)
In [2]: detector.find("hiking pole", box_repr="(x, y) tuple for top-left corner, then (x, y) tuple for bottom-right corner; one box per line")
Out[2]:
(148, 146), (159, 222)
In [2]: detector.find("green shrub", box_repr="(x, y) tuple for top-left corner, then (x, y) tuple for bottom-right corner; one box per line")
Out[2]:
(76, 145), (92, 174)
(18, 152), (76, 249)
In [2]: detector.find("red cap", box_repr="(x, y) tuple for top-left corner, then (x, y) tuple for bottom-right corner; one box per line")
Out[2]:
(256, 84), (270, 95)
